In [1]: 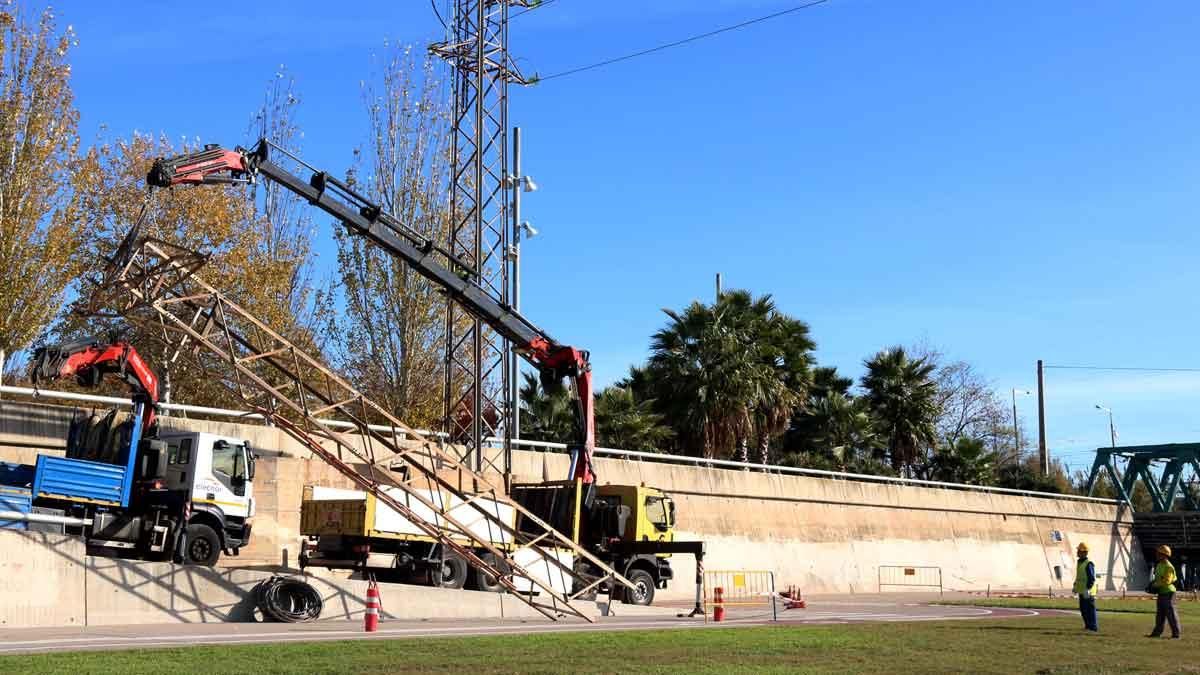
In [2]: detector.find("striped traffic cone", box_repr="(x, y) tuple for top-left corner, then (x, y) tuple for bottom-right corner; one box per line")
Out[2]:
(364, 580), (381, 632)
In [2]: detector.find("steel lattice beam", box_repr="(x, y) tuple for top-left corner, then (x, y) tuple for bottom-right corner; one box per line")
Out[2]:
(86, 235), (634, 621)
(431, 1), (535, 479)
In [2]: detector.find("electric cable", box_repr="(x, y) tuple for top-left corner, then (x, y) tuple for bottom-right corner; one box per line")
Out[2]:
(255, 576), (324, 623)
(533, 0), (830, 83)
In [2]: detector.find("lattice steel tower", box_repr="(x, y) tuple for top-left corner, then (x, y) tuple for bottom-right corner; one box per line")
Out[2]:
(430, 1), (534, 477)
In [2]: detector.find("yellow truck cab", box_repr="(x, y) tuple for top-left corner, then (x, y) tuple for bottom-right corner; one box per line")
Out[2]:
(595, 484), (676, 546)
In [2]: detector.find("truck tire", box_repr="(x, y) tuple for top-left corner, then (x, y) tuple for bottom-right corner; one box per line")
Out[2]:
(434, 552), (468, 590)
(473, 552), (509, 593)
(184, 523), (221, 566)
(621, 569), (655, 606)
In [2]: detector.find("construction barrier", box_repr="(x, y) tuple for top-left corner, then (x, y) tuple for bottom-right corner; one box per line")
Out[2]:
(704, 570), (777, 621)
(364, 579), (380, 632)
(878, 565), (943, 595)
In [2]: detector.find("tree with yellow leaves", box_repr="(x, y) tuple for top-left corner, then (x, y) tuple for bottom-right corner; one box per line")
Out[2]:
(0, 2), (85, 361)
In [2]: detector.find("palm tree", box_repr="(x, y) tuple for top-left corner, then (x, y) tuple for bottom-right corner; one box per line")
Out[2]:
(645, 290), (812, 460)
(861, 346), (939, 474)
(518, 372), (575, 443)
(927, 437), (999, 485)
(594, 385), (673, 452)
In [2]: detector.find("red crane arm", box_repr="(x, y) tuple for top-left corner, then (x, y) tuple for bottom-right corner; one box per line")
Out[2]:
(30, 340), (159, 428)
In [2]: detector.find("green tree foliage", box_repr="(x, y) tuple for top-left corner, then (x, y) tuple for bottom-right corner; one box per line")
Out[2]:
(518, 372), (673, 453)
(861, 346), (939, 473)
(0, 3), (84, 359)
(594, 384), (673, 452)
(996, 456), (1070, 494)
(927, 437), (1000, 485)
(644, 290), (812, 460)
(327, 46), (454, 429)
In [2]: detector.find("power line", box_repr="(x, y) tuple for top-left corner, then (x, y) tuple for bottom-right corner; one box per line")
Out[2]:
(1044, 365), (1200, 374)
(533, 0), (830, 83)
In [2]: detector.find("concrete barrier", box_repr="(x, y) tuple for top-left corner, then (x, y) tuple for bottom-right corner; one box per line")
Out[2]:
(0, 399), (1148, 608)
(0, 529), (612, 628)
(0, 532), (85, 627)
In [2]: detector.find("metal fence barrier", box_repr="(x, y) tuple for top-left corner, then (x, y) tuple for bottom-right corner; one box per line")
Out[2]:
(878, 565), (943, 595)
(704, 569), (777, 621)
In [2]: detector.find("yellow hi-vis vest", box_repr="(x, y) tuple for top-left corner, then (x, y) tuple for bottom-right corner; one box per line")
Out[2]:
(1154, 560), (1177, 594)
(1074, 559), (1097, 597)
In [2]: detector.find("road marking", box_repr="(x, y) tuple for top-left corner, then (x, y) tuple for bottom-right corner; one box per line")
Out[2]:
(0, 604), (1050, 654)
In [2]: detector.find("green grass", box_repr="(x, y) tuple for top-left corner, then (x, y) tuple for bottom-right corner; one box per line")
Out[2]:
(948, 595), (1200, 618)
(3, 614), (1200, 675)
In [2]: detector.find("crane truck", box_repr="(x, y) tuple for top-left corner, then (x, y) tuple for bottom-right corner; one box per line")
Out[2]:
(147, 139), (703, 605)
(0, 337), (256, 565)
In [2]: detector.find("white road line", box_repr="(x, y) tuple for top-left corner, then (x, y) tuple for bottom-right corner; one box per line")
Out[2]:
(0, 604), (1043, 654)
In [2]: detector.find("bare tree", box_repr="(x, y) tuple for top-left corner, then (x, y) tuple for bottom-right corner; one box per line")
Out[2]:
(0, 3), (84, 362)
(911, 343), (1018, 463)
(246, 67), (325, 346)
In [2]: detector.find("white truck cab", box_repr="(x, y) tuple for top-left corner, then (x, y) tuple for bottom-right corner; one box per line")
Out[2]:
(158, 431), (256, 564)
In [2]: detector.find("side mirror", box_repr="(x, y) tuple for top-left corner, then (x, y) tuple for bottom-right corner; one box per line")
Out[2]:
(246, 447), (257, 481)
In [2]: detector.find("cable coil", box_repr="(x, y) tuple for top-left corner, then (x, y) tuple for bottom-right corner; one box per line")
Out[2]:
(255, 576), (324, 623)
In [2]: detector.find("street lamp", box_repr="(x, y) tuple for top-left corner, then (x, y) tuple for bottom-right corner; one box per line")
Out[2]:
(1011, 389), (1032, 454)
(509, 127), (538, 442)
(1095, 404), (1117, 449)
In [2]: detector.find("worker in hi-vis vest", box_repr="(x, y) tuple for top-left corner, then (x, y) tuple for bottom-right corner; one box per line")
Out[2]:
(1148, 544), (1181, 639)
(1073, 542), (1099, 632)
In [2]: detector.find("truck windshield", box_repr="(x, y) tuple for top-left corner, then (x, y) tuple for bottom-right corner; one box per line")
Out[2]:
(645, 496), (670, 531)
(212, 441), (247, 480)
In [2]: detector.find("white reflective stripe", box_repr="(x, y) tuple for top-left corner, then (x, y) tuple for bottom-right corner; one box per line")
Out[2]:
(364, 608), (379, 615)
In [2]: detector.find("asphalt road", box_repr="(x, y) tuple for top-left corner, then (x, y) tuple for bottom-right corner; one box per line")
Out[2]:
(0, 598), (1062, 655)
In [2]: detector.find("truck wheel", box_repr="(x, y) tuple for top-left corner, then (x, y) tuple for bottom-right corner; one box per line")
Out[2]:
(184, 523), (221, 566)
(473, 553), (509, 593)
(622, 569), (655, 606)
(434, 553), (468, 590)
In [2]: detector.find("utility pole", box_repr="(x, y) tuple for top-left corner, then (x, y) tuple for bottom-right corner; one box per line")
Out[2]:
(715, 272), (723, 300)
(1037, 359), (1048, 475)
(511, 126), (522, 446)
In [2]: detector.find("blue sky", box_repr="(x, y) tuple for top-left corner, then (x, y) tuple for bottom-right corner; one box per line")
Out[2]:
(43, 0), (1200, 468)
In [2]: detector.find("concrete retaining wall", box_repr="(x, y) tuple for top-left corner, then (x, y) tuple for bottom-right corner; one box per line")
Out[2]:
(0, 399), (1147, 607)
(0, 530), (562, 628)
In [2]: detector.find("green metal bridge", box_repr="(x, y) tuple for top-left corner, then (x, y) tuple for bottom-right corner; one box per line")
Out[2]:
(1085, 443), (1200, 512)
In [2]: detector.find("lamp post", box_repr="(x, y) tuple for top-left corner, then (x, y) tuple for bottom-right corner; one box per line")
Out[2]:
(1095, 404), (1117, 449)
(1011, 389), (1032, 455)
(509, 126), (538, 442)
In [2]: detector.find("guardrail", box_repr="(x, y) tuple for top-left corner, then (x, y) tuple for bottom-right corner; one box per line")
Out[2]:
(0, 380), (1120, 505)
(879, 565), (943, 595)
(704, 569), (777, 621)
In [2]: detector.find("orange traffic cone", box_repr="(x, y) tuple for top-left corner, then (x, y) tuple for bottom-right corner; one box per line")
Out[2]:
(364, 580), (381, 632)
(784, 585), (806, 610)
(713, 586), (725, 622)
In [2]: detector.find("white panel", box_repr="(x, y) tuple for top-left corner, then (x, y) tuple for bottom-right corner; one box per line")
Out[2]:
(510, 548), (575, 596)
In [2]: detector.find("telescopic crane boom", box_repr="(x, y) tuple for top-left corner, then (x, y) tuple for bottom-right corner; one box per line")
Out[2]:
(30, 337), (159, 428)
(146, 140), (596, 483)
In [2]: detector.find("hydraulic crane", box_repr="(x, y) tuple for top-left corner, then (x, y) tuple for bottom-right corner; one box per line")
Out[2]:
(145, 141), (597, 486)
(30, 337), (159, 428)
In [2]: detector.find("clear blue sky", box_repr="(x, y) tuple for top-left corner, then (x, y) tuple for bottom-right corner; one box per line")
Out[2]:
(44, 0), (1200, 469)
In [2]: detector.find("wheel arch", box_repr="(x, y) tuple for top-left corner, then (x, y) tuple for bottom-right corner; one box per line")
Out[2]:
(189, 504), (227, 546)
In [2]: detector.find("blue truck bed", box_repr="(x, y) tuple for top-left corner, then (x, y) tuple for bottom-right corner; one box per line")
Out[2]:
(32, 455), (130, 506)
(0, 404), (143, 510)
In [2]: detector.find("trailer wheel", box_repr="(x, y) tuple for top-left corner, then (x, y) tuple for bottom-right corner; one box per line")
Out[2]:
(434, 552), (469, 590)
(621, 569), (655, 606)
(184, 523), (221, 566)
(473, 553), (509, 593)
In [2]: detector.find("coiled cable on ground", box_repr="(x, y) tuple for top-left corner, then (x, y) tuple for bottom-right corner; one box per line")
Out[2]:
(255, 575), (324, 623)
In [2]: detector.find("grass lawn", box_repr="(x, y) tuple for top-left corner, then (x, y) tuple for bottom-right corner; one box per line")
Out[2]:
(947, 594), (1200, 617)
(3, 612), (1199, 675)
